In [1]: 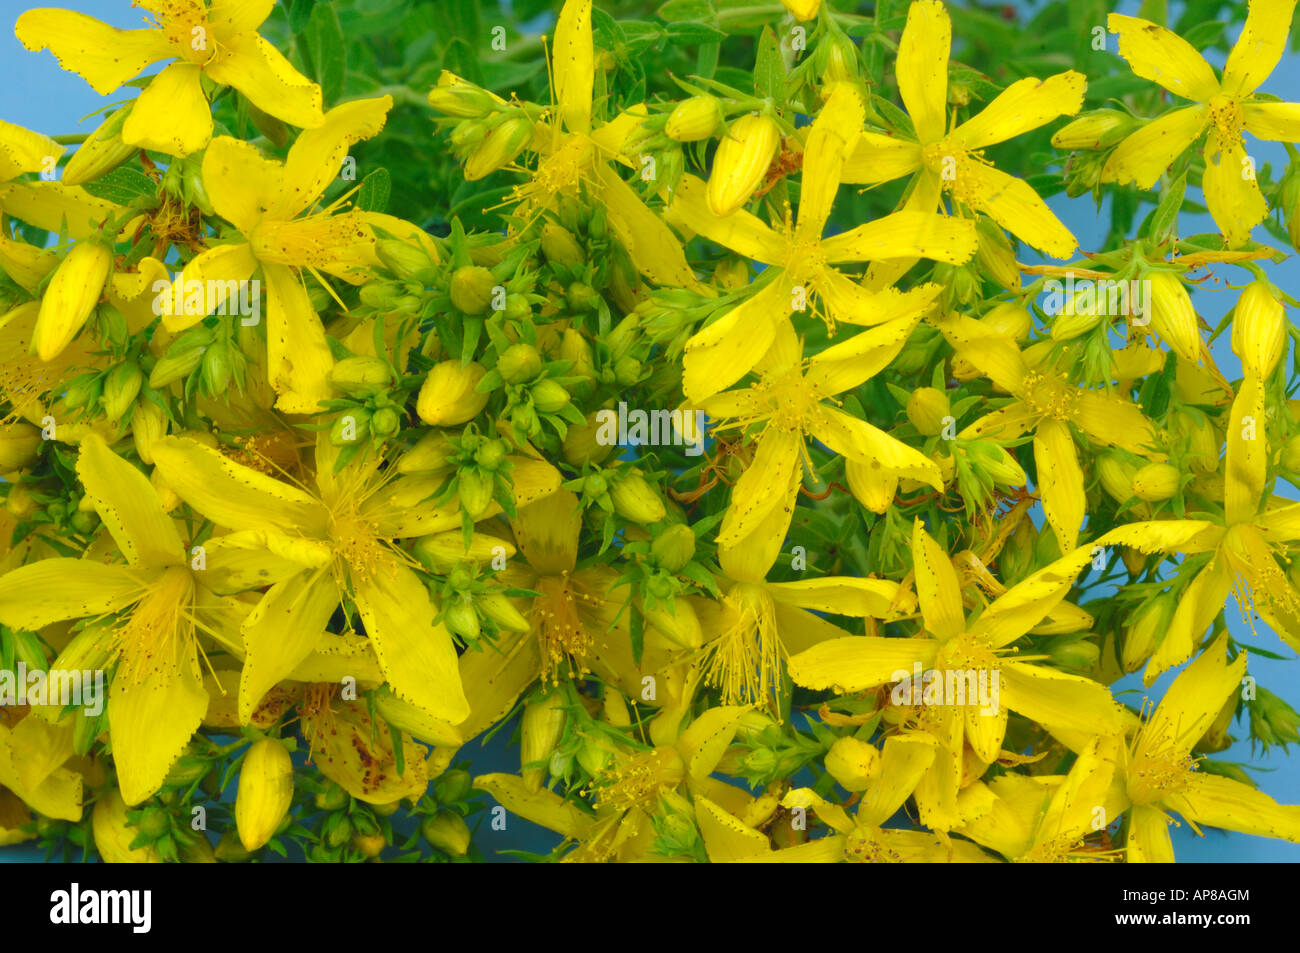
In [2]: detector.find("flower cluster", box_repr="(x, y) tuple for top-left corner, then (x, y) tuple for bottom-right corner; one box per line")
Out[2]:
(1, 0), (1300, 863)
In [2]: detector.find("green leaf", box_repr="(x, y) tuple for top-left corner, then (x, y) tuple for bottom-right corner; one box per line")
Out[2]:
(356, 167), (391, 212)
(754, 26), (786, 99)
(657, 0), (714, 21)
(301, 2), (346, 106)
(79, 166), (157, 206)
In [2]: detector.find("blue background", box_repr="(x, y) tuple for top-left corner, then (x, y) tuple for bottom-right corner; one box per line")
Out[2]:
(0, 0), (1296, 861)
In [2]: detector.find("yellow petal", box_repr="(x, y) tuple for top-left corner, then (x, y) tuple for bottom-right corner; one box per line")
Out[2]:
(786, 636), (938, 693)
(1108, 13), (1221, 102)
(0, 558), (137, 631)
(454, 629), (543, 743)
(805, 314), (918, 395)
(813, 272), (940, 328)
(1221, 0), (1297, 96)
(1147, 634), (1246, 757)
(963, 162), (1078, 259)
(1075, 389), (1157, 455)
(0, 119), (63, 182)
(354, 557), (470, 724)
(972, 544), (1097, 648)
(669, 174), (785, 264)
(1034, 419), (1085, 552)
(15, 9), (165, 95)
(696, 795), (773, 861)
(795, 83), (864, 238)
(150, 435), (327, 535)
(678, 705), (750, 779)
(717, 429), (802, 549)
(954, 72), (1087, 150)
(121, 62), (212, 157)
(682, 278), (788, 402)
(0, 718), (83, 821)
(206, 32), (323, 131)
(238, 570), (335, 722)
(553, 0), (594, 134)
(263, 262), (335, 414)
(841, 133), (923, 185)
(1242, 102), (1300, 141)
(896, 0), (951, 143)
(474, 772), (595, 839)
(820, 210), (977, 265)
(1101, 106), (1206, 189)
(200, 137), (285, 235)
(513, 488), (581, 575)
(34, 242), (111, 361)
(1144, 560), (1232, 685)
(1171, 771), (1300, 842)
(716, 467), (801, 583)
(1225, 374), (1266, 523)
(1202, 129), (1268, 247)
(204, 529), (331, 593)
(965, 703), (1009, 765)
(594, 164), (701, 289)
(767, 577), (903, 617)
(1000, 661), (1124, 734)
(859, 733), (938, 827)
(1126, 803), (1175, 862)
(274, 96), (392, 219)
(77, 434), (183, 569)
(813, 406), (942, 488)
(0, 182), (121, 239)
(109, 638), (208, 805)
(912, 519), (966, 640)
(305, 700), (428, 804)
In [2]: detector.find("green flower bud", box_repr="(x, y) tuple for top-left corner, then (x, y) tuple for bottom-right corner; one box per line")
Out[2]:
(370, 406), (401, 437)
(905, 387), (950, 436)
(1131, 463), (1180, 502)
(651, 523), (696, 572)
(421, 811), (471, 856)
(330, 356), (392, 397)
(434, 769), (473, 804)
(457, 469), (494, 519)
(499, 343), (542, 384)
(540, 224), (586, 267)
(610, 472), (666, 524)
(377, 240), (437, 282)
(531, 378), (571, 413)
(449, 266), (497, 315)
(101, 361), (143, 421)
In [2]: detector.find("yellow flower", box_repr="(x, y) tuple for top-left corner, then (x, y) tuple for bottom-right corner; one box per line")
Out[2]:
(17, 0), (323, 157)
(0, 712), (83, 823)
(716, 736), (996, 862)
(475, 703), (753, 862)
(943, 317), (1160, 552)
(955, 735), (1126, 862)
(1118, 636), (1300, 862)
(699, 318), (942, 572)
(672, 83), (978, 401)
(701, 516), (914, 717)
(787, 519), (1209, 830)
(167, 98), (393, 412)
(1103, 1), (1300, 246)
(150, 430), (560, 725)
(476, 0), (700, 290)
(841, 0), (1085, 259)
(0, 435), (256, 804)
